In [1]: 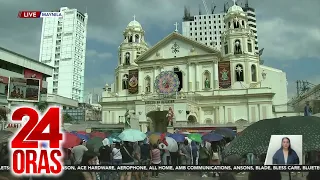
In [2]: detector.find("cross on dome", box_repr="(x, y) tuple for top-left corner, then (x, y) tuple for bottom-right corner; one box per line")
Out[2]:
(232, 0), (237, 5)
(174, 22), (179, 32)
(133, 15), (136, 21)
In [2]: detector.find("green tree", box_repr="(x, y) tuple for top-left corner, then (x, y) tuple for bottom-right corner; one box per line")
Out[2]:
(63, 113), (73, 123)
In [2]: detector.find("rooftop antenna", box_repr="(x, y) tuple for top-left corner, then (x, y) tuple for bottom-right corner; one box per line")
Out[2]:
(85, 6), (87, 14)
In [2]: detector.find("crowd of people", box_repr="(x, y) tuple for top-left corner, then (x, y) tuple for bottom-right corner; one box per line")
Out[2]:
(0, 133), (320, 180)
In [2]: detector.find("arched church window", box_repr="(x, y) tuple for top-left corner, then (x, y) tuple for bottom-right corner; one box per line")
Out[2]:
(224, 41), (228, 55)
(145, 76), (151, 93)
(241, 20), (245, 27)
(119, 52), (121, 64)
(128, 35), (133, 43)
(174, 67), (183, 91)
(203, 70), (211, 89)
(235, 64), (244, 82)
(247, 40), (252, 52)
(125, 52), (130, 65)
(122, 74), (129, 90)
(251, 65), (257, 82)
(234, 18), (240, 28)
(234, 39), (242, 54)
(135, 34), (140, 43)
(228, 21), (231, 28)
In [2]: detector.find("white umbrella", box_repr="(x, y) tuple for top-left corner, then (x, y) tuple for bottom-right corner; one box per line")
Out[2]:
(185, 137), (192, 144)
(102, 138), (110, 146)
(118, 129), (146, 142)
(165, 137), (178, 152)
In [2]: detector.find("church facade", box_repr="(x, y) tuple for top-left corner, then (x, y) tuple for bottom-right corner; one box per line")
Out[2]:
(100, 4), (290, 132)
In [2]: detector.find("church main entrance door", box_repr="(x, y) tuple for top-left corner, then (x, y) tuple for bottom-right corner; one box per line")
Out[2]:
(146, 111), (169, 133)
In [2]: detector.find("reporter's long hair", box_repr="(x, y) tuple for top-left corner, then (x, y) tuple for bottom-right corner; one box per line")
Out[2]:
(281, 137), (293, 155)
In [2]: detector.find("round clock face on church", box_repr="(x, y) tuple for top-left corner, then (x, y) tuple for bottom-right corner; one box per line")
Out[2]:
(154, 71), (180, 94)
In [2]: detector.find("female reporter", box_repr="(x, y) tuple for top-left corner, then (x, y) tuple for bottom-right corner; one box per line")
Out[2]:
(272, 137), (300, 165)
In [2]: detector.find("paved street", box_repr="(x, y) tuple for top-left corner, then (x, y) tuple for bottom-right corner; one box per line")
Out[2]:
(150, 172), (307, 180)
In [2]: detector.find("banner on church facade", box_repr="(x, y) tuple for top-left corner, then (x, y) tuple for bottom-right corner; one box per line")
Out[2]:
(128, 69), (139, 94)
(218, 61), (231, 89)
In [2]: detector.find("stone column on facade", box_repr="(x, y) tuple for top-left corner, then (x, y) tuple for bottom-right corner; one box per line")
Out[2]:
(153, 66), (157, 93)
(198, 107), (202, 124)
(223, 106), (226, 124)
(214, 61), (219, 89)
(102, 111), (105, 123)
(215, 107), (220, 124)
(195, 63), (199, 91)
(188, 63), (193, 91)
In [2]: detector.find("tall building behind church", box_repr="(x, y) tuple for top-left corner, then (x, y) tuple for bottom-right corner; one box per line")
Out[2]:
(182, 0), (258, 53)
(39, 7), (88, 102)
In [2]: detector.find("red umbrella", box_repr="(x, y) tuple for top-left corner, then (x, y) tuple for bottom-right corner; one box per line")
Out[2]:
(63, 133), (81, 148)
(90, 131), (106, 139)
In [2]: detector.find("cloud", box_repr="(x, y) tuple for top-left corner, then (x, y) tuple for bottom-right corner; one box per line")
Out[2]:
(258, 18), (320, 60)
(86, 49), (113, 59)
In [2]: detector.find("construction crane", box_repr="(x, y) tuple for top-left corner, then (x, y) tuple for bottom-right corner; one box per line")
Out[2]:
(202, 0), (209, 14)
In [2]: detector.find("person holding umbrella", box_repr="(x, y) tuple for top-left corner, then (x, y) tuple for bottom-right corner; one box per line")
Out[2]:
(120, 141), (135, 180)
(179, 139), (192, 176)
(210, 142), (221, 177)
(199, 141), (210, 177)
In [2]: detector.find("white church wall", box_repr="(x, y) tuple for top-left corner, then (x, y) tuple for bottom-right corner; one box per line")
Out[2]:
(145, 39), (209, 61)
(260, 66), (288, 112)
(233, 105), (248, 121)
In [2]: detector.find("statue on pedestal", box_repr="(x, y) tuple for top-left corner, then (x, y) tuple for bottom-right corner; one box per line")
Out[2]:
(124, 110), (131, 128)
(166, 107), (174, 127)
(204, 78), (210, 89)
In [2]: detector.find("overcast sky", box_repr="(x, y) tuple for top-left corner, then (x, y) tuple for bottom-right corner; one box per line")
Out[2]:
(1, 0), (319, 99)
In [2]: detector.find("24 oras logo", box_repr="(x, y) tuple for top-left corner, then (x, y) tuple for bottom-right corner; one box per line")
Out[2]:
(8, 106), (64, 177)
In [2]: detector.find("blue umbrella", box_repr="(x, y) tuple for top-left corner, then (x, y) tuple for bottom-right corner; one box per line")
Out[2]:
(75, 133), (89, 141)
(145, 132), (162, 136)
(168, 133), (185, 142)
(213, 128), (236, 138)
(202, 133), (223, 142)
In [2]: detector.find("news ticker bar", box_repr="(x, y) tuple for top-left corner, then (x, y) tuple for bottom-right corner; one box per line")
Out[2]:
(1, 165), (320, 172)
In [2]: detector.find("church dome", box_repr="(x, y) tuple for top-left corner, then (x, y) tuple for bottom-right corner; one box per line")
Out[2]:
(227, 4), (244, 13)
(127, 20), (142, 29)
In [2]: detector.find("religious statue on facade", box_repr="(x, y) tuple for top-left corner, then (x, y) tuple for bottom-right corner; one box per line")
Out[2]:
(125, 52), (130, 65)
(146, 82), (150, 93)
(166, 107), (174, 127)
(204, 78), (210, 89)
(124, 110), (131, 128)
(304, 102), (313, 116)
(122, 74), (129, 89)
(234, 40), (242, 54)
